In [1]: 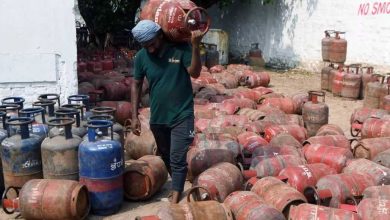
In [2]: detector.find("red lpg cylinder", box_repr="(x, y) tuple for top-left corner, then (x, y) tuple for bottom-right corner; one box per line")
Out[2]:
(140, 0), (210, 42)
(260, 97), (295, 114)
(289, 203), (360, 220)
(290, 92), (309, 115)
(304, 135), (350, 150)
(302, 91), (329, 137)
(353, 137), (390, 160)
(264, 124), (307, 144)
(269, 133), (303, 149)
(316, 124), (344, 136)
(357, 198), (390, 220)
(343, 158), (390, 185)
(304, 172), (376, 208)
(250, 176), (307, 217)
(192, 162), (243, 202)
(361, 117), (390, 139)
(363, 185), (390, 199)
(303, 145), (353, 173)
(321, 30), (334, 62)
(341, 68), (362, 99)
(350, 107), (388, 137)
(278, 163), (337, 193)
(328, 31), (347, 63)
(331, 67), (345, 96)
(361, 66), (379, 99)
(383, 94), (390, 111)
(223, 191), (285, 220)
(321, 64), (335, 91)
(248, 155), (307, 178)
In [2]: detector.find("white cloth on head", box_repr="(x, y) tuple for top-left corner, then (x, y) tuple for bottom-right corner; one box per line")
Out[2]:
(131, 20), (161, 43)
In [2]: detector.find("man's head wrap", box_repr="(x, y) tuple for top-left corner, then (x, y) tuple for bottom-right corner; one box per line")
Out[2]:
(131, 20), (161, 44)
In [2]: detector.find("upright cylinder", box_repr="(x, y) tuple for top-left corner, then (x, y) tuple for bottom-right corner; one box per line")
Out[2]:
(302, 91), (329, 137)
(1, 117), (43, 188)
(42, 118), (82, 180)
(79, 120), (124, 215)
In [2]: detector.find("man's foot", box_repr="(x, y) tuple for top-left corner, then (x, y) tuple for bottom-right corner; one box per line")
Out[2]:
(170, 191), (181, 204)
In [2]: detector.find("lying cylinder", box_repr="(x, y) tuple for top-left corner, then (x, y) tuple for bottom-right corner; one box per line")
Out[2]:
(316, 124), (344, 136)
(264, 124), (307, 144)
(1, 179), (90, 220)
(342, 158), (390, 185)
(363, 185), (390, 199)
(303, 144), (353, 173)
(123, 155), (168, 201)
(248, 155), (306, 179)
(251, 176), (307, 217)
(42, 118), (82, 180)
(288, 203), (359, 220)
(361, 117), (390, 139)
(304, 172), (377, 208)
(269, 133), (303, 149)
(260, 97), (295, 114)
(192, 162), (243, 202)
(353, 137), (390, 160)
(187, 139), (240, 181)
(303, 135), (350, 150)
(157, 200), (233, 220)
(373, 148), (390, 169)
(223, 191), (285, 220)
(278, 163), (337, 193)
(357, 198), (390, 220)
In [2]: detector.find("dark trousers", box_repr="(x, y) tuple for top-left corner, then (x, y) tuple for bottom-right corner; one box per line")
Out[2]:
(150, 117), (194, 192)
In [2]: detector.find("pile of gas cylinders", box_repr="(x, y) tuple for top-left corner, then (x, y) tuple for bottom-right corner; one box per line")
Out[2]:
(0, 94), (168, 219)
(321, 30), (389, 103)
(134, 63), (390, 220)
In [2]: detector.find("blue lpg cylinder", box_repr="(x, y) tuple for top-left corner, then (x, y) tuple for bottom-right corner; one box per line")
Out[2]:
(79, 120), (123, 215)
(19, 107), (48, 142)
(68, 95), (92, 120)
(1, 117), (43, 188)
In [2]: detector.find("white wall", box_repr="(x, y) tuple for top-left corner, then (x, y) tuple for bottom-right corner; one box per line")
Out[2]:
(0, 0), (78, 106)
(208, 0), (390, 72)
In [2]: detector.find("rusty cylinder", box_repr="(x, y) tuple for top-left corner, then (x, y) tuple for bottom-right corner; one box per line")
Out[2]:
(361, 117), (390, 139)
(303, 135), (350, 150)
(123, 155), (168, 201)
(373, 148), (390, 169)
(247, 155), (306, 179)
(363, 74), (387, 108)
(328, 31), (347, 63)
(269, 133), (303, 149)
(124, 124), (157, 160)
(363, 185), (390, 200)
(1, 179), (89, 220)
(303, 145), (353, 173)
(343, 158), (390, 185)
(223, 191), (285, 220)
(302, 91), (329, 137)
(251, 176), (307, 217)
(360, 66), (378, 99)
(321, 30), (333, 62)
(260, 97), (295, 114)
(278, 163), (337, 193)
(290, 92), (309, 115)
(192, 162), (243, 202)
(353, 137), (390, 160)
(350, 107), (388, 137)
(42, 118), (82, 180)
(357, 198), (390, 220)
(288, 203), (360, 220)
(304, 172), (377, 208)
(315, 124), (344, 136)
(140, 0), (210, 42)
(264, 124), (307, 144)
(341, 70), (362, 99)
(157, 200), (233, 220)
(321, 64), (334, 91)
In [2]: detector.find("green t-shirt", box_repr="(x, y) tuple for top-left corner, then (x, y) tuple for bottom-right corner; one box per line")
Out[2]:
(133, 43), (194, 126)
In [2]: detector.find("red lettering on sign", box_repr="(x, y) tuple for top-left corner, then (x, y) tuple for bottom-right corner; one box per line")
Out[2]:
(358, 3), (370, 15)
(359, 1), (390, 16)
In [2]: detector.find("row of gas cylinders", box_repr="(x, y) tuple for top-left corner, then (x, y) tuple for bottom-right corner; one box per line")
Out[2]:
(0, 95), (169, 218)
(321, 30), (347, 63)
(321, 64), (390, 103)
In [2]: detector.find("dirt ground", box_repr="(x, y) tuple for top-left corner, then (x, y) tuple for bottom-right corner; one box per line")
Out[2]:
(0, 69), (363, 220)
